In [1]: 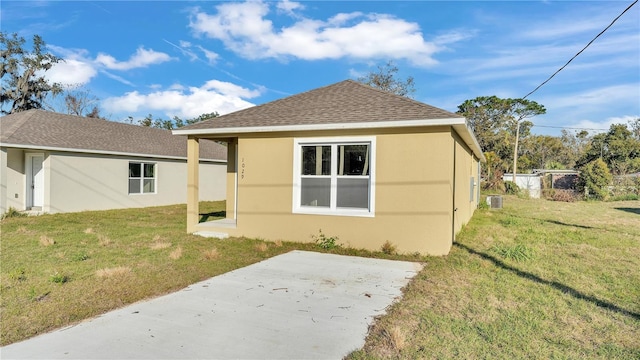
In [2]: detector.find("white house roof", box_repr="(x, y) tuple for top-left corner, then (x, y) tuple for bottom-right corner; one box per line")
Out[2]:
(1, 109), (226, 161)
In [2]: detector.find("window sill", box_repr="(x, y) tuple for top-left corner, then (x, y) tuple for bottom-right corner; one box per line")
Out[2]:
(293, 207), (374, 218)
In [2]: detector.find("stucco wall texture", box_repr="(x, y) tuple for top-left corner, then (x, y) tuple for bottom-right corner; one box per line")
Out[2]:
(195, 127), (480, 255)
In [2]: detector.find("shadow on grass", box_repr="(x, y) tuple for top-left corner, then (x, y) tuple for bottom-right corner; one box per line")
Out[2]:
(615, 207), (640, 215)
(540, 219), (595, 229)
(199, 211), (226, 223)
(454, 242), (640, 321)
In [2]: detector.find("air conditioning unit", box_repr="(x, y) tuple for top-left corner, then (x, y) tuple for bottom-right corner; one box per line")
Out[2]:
(486, 195), (503, 209)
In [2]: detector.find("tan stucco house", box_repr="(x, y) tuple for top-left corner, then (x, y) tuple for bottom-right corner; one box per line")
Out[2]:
(174, 80), (485, 255)
(1, 110), (227, 214)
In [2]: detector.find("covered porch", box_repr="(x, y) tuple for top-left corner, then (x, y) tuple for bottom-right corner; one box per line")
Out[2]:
(187, 136), (238, 238)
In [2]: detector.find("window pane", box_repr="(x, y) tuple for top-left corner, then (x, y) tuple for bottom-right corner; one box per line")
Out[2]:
(302, 146), (331, 175)
(300, 178), (330, 207)
(338, 145), (369, 175)
(144, 163), (155, 178)
(337, 178), (369, 209)
(129, 163), (141, 177)
(143, 179), (155, 193)
(129, 179), (141, 194)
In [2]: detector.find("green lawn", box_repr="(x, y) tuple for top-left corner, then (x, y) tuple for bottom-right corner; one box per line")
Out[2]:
(348, 197), (640, 359)
(2, 198), (639, 359)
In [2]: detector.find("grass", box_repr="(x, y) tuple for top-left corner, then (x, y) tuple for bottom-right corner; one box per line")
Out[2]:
(0, 201), (413, 346)
(347, 196), (640, 359)
(2, 198), (639, 357)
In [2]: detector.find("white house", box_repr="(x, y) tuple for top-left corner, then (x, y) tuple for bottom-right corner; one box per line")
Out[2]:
(1, 110), (227, 214)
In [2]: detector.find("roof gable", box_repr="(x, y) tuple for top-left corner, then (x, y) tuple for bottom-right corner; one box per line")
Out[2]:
(178, 80), (461, 131)
(0, 110), (226, 161)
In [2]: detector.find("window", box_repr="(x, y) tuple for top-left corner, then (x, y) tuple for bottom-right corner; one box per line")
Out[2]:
(129, 162), (156, 194)
(293, 137), (375, 217)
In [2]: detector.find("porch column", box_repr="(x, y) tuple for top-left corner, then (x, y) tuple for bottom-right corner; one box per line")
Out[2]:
(186, 137), (200, 233)
(226, 138), (237, 220)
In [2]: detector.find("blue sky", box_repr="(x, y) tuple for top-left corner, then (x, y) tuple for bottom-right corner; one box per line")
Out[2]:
(2, 0), (638, 136)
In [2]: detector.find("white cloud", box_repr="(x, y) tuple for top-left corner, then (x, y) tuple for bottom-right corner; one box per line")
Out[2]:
(102, 80), (261, 119)
(95, 47), (173, 70)
(276, 0), (304, 16)
(45, 58), (97, 85)
(568, 115), (639, 134)
(189, 1), (458, 66)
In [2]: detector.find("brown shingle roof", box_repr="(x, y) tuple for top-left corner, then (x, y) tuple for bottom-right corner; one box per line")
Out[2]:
(178, 79), (462, 131)
(0, 109), (226, 161)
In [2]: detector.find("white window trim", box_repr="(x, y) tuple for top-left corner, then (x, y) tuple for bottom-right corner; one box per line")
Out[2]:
(128, 162), (157, 195)
(292, 136), (376, 217)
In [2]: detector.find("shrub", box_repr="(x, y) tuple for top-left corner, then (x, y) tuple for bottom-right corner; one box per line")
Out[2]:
(577, 159), (612, 200)
(609, 194), (640, 201)
(552, 190), (580, 202)
(504, 181), (520, 195)
(542, 188), (556, 199)
(478, 201), (489, 210)
(1, 207), (27, 220)
(311, 229), (340, 250)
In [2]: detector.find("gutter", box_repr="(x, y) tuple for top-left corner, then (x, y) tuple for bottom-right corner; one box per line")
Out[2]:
(173, 117), (486, 162)
(0, 143), (226, 164)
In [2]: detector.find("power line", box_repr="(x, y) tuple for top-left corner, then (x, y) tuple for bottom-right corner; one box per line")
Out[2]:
(522, 0), (638, 100)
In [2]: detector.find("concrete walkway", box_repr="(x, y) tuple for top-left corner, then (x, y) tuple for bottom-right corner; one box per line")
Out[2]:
(1, 250), (422, 359)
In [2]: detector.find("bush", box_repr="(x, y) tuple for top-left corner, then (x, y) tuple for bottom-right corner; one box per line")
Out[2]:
(608, 194), (639, 201)
(552, 190), (580, 202)
(504, 181), (520, 195)
(577, 159), (612, 200)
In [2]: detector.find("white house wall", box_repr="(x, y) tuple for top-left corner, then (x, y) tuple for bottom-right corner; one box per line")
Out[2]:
(1, 148), (226, 214)
(0, 147), (26, 213)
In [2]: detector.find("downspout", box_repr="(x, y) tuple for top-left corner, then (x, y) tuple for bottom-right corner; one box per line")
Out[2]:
(452, 136), (457, 244)
(477, 158), (481, 207)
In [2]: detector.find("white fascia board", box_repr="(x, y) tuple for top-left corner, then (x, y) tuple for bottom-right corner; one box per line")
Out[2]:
(0, 143), (226, 163)
(452, 123), (486, 163)
(172, 117), (467, 136)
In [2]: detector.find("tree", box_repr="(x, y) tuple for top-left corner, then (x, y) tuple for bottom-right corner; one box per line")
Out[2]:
(577, 158), (612, 200)
(457, 96), (510, 154)
(1, 32), (63, 114)
(134, 112), (219, 130)
(559, 129), (590, 169)
(48, 85), (104, 118)
(356, 61), (415, 98)
(576, 123), (640, 174)
(457, 96), (545, 182)
(506, 99), (546, 182)
(520, 135), (565, 170)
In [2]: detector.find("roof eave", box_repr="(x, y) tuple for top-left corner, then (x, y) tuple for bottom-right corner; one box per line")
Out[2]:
(0, 143), (227, 163)
(173, 117), (466, 136)
(452, 123), (486, 162)
(172, 117), (485, 162)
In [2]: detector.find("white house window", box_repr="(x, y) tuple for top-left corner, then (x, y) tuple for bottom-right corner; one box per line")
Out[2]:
(129, 162), (156, 194)
(294, 137), (375, 217)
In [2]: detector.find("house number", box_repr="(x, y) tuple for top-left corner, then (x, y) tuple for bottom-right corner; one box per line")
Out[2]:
(241, 158), (245, 179)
